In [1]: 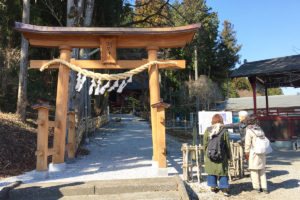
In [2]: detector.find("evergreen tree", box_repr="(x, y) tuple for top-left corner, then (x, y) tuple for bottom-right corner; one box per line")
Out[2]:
(268, 88), (283, 95)
(171, 0), (220, 79)
(216, 20), (241, 82)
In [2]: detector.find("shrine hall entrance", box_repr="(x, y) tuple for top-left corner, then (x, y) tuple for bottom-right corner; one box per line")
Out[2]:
(15, 22), (201, 172)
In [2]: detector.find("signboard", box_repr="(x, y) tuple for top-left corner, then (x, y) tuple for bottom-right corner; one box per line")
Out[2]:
(198, 111), (233, 135)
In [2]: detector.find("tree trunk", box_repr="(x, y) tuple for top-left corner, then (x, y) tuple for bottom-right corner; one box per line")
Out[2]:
(84, 0), (95, 26)
(82, 0), (95, 118)
(16, 0), (30, 121)
(194, 46), (198, 81)
(226, 72), (229, 99)
(66, 0), (86, 117)
(67, 0), (78, 117)
(66, 0), (95, 120)
(196, 95), (199, 116)
(66, 0), (75, 27)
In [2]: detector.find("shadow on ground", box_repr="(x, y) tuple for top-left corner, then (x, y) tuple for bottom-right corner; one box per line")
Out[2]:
(268, 179), (300, 192)
(184, 181), (199, 200)
(229, 181), (253, 196)
(266, 169), (289, 179)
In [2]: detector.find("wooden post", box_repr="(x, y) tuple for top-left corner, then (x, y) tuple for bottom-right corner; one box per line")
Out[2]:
(52, 45), (72, 164)
(33, 104), (51, 171)
(68, 111), (76, 158)
(195, 145), (200, 183)
(157, 107), (166, 168)
(148, 46), (160, 161)
(249, 76), (257, 115)
(198, 145), (202, 181)
(239, 144), (244, 177)
(152, 102), (170, 168)
(235, 144), (240, 177)
(265, 85), (269, 116)
(182, 143), (188, 181)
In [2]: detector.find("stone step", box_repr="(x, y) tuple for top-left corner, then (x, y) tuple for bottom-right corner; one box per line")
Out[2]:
(91, 177), (177, 195)
(7, 176), (188, 200)
(42, 191), (182, 200)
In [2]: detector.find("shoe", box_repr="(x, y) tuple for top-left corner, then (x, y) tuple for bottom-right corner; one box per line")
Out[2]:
(262, 189), (269, 194)
(253, 188), (261, 193)
(221, 188), (230, 197)
(210, 187), (218, 193)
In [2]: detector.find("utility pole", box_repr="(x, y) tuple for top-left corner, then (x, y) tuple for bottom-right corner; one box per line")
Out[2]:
(194, 46), (198, 80)
(194, 46), (200, 121)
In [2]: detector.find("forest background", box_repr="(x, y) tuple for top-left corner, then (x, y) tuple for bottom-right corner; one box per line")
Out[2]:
(0, 0), (283, 122)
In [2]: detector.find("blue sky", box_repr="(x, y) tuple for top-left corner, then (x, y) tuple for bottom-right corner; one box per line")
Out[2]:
(206, 0), (300, 95)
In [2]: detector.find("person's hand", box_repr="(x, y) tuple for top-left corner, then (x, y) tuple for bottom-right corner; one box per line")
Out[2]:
(244, 153), (249, 160)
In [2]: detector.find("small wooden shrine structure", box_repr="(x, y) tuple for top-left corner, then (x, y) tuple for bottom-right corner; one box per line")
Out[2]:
(15, 22), (201, 171)
(231, 55), (300, 141)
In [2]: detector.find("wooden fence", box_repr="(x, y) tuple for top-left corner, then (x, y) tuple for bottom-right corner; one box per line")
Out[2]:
(33, 103), (109, 171)
(181, 141), (245, 183)
(228, 141), (244, 180)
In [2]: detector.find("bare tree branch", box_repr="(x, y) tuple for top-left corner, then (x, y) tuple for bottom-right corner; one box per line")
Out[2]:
(126, 0), (154, 8)
(41, 0), (63, 26)
(121, 0), (170, 27)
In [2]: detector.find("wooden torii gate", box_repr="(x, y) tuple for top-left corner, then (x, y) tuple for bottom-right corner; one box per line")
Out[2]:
(15, 22), (201, 171)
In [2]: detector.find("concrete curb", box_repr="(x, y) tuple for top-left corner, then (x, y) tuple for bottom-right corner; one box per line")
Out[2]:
(174, 175), (190, 200)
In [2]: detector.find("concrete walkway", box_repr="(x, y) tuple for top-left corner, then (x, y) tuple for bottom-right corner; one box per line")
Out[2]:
(0, 114), (183, 189)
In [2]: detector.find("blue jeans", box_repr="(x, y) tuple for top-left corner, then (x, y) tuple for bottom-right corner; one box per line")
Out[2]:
(207, 175), (229, 189)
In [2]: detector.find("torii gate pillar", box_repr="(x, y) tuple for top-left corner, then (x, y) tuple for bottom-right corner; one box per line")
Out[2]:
(52, 45), (72, 164)
(147, 47), (160, 163)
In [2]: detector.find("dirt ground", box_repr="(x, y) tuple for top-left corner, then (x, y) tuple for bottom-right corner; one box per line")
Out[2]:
(186, 148), (300, 200)
(0, 112), (37, 178)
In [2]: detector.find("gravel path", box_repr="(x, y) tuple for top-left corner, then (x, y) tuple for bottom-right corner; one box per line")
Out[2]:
(187, 148), (300, 200)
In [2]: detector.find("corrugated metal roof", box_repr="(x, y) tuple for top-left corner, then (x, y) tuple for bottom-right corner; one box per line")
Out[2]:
(231, 54), (300, 77)
(216, 95), (300, 111)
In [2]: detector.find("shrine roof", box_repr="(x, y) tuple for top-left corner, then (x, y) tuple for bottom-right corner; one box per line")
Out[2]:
(231, 54), (300, 78)
(216, 95), (300, 111)
(231, 54), (300, 88)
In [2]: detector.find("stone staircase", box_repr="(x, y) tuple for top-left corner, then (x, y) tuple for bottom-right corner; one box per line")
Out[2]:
(4, 176), (189, 200)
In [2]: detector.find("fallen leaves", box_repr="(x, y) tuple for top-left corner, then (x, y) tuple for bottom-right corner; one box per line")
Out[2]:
(0, 112), (37, 178)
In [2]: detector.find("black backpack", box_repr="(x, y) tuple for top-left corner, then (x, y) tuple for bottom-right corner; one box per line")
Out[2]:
(206, 127), (227, 162)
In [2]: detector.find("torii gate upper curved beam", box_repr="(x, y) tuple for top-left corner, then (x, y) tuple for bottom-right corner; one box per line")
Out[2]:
(15, 22), (201, 48)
